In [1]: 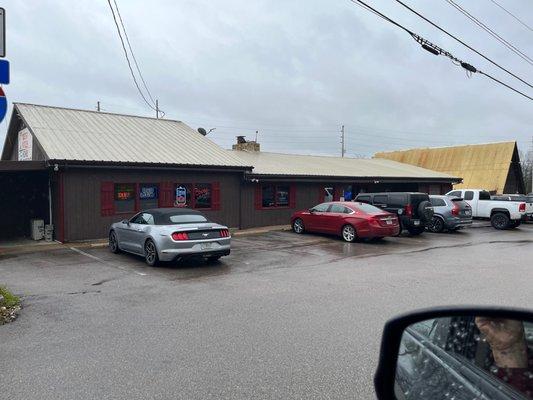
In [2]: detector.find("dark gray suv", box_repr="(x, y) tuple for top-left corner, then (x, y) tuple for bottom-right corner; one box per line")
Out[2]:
(354, 192), (433, 235)
(428, 195), (472, 233)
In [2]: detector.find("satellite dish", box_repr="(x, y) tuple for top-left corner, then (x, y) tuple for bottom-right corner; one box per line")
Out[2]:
(197, 127), (207, 136)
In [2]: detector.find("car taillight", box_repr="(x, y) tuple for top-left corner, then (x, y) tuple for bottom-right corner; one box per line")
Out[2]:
(451, 205), (460, 216)
(404, 204), (412, 216)
(519, 203), (526, 212)
(219, 229), (230, 237)
(171, 232), (189, 240)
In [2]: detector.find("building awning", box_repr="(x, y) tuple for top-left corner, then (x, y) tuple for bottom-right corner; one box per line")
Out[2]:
(0, 161), (47, 171)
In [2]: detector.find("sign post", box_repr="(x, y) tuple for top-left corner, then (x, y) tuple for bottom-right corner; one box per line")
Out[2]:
(0, 8), (8, 123)
(0, 8), (5, 58)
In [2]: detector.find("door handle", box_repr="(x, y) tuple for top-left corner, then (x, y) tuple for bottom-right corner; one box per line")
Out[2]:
(136, 228), (143, 232)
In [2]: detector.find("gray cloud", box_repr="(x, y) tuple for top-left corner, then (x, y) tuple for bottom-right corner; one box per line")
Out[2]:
(1, 0), (532, 157)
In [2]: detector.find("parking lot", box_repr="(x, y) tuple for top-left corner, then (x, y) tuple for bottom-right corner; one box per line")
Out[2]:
(1, 222), (533, 399)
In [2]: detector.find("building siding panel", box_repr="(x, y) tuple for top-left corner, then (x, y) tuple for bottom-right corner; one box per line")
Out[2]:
(61, 169), (242, 241)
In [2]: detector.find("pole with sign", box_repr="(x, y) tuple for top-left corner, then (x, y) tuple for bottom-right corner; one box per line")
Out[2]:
(0, 7), (8, 123)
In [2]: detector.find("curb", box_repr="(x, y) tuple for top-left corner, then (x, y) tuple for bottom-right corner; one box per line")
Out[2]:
(0, 226), (293, 256)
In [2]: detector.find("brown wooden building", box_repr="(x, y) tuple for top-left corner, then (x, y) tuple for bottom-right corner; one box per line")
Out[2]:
(0, 103), (461, 241)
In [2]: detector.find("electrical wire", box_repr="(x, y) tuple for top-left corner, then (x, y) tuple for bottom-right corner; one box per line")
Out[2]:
(113, 0), (156, 105)
(348, 0), (533, 101)
(443, 0), (533, 65)
(106, 0), (160, 114)
(394, 0), (533, 90)
(487, 0), (533, 33)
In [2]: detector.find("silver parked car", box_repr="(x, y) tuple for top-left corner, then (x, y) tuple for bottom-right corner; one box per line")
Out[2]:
(109, 208), (231, 266)
(427, 195), (472, 233)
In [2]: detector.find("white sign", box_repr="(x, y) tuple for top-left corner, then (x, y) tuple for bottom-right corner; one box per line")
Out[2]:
(18, 128), (32, 161)
(0, 8), (4, 58)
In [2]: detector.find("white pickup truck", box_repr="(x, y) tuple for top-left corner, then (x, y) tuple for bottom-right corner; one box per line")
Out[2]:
(446, 189), (527, 230)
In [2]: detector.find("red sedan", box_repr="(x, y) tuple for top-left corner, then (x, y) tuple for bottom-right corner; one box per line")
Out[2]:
(291, 201), (400, 242)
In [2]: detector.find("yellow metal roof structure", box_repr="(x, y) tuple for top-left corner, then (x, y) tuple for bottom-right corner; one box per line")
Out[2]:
(374, 142), (521, 193)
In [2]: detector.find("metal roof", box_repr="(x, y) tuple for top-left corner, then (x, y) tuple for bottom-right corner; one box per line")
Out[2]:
(230, 150), (459, 180)
(12, 103), (251, 168)
(374, 142), (517, 192)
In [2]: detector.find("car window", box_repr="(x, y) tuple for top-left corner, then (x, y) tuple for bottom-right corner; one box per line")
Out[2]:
(448, 191), (462, 197)
(161, 214), (208, 224)
(400, 317), (533, 400)
(329, 204), (347, 213)
(356, 195), (372, 204)
(353, 202), (386, 214)
(130, 213), (144, 224)
(464, 191), (474, 201)
(388, 194), (405, 207)
(131, 213), (154, 224)
(141, 213), (154, 225)
(479, 191), (491, 200)
(312, 203), (330, 212)
(430, 198), (446, 207)
(373, 195), (388, 205)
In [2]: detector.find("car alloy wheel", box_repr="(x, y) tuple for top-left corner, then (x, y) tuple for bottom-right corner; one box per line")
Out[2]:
(293, 218), (305, 234)
(428, 216), (444, 233)
(491, 212), (509, 230)
(144, 239), (159, 266)
(109, 231), (120, 253)
(342, 225), (356, 242)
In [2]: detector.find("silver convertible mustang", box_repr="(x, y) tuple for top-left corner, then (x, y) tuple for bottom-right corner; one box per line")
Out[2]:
(109, 208), (231, 266)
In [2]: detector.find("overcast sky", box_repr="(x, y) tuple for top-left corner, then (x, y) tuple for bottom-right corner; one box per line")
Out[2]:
(1, 0), (532, 157)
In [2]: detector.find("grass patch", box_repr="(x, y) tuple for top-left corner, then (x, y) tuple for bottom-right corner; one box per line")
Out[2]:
(0, 286), (20, 308)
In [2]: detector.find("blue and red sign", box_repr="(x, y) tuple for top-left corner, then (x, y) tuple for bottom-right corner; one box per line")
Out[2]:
(0, 86), (6, 123)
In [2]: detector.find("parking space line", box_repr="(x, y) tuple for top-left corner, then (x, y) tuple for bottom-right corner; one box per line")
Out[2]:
(69, 247), (147, 276)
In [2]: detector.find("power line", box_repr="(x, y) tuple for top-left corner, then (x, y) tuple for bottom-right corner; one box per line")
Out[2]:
(443, 0), (533, 65)
(113, 0), (156, 106)
(348, 0), (533, 101)
(487, 0), (533, 33)
(106, 0), (160, 114)
(394, 0), (533, 90)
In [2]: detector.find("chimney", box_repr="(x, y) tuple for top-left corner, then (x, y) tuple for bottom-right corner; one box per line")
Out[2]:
(232, 136), (260, 152)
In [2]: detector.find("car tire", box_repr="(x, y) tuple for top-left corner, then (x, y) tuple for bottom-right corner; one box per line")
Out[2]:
(491, 212), (510, 230)
(418, 200), (434, 225)
(292, 218), (305, 234)
(144, 239), (159, 266)
(427, 216), (444, 233)
(407, 227), (425, 235)
(341, 224), (357, 242)
(109, 231), (121, 253)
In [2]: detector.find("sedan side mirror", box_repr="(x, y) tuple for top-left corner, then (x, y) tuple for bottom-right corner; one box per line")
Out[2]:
(121, 219), (129, 225)
(308, 208), (315, 213)
(374, 306), (533, 400)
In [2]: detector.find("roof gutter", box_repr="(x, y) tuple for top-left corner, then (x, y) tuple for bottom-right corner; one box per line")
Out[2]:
(243, 173), (462, 184)
(46, 160), (253, 173)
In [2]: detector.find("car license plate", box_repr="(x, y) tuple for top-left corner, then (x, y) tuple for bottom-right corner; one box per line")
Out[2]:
(413, 220), (420, 226)
(201, 242), (213, 250)
(386, 219), (392, 225)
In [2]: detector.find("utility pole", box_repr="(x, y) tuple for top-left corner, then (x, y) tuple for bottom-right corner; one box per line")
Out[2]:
(155, 99), (159, 119)
(96, 101), (100, 112)
(341, 125), (345, 157)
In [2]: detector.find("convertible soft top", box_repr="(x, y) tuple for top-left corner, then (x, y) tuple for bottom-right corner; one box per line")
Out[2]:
(143, 208), (207, 225)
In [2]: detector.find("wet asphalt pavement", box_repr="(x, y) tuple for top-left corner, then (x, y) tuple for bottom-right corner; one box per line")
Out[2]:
(1, 223), (532, 399)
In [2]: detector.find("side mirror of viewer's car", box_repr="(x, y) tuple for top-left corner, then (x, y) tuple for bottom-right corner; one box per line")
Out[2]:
(374, 306), (533, 400)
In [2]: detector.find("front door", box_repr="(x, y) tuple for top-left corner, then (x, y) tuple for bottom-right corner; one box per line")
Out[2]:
(305, 203), (330, 232)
